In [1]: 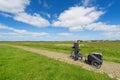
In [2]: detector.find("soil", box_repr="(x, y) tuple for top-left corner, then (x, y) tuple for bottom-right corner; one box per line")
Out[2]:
(6, 45), (120, 80)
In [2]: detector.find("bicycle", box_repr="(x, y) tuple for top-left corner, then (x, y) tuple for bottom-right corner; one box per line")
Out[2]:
(70, 49), (83, 61)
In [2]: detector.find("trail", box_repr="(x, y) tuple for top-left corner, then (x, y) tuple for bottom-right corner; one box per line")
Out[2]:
(5, 45), (120, 80)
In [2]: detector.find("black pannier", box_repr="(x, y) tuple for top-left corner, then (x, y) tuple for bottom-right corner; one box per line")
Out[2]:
(87, 52), (103, 69)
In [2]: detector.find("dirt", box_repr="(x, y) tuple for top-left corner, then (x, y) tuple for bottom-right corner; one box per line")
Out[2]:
(5, 45), (120, 80)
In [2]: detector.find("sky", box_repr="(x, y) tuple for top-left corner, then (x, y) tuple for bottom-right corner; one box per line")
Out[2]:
(0, 0), (120, 41)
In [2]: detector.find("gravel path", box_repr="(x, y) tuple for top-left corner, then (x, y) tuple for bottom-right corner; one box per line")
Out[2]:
(7, 45), (120, 80)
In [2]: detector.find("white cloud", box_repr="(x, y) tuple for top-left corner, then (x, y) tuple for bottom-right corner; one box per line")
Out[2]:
(57, 32), (91, 40)
(82, 0), (95, 7)
(0, 32), (49, 41)
(0, 0), (50, 27)
(0, 24), (49, 36)
(46, 14), (51, 18)
(0, 24), (27, 33)
(53, 6), (120, 33)
(38, 0), (50, 8)
(102, 32), (120, 39)
(24, 32), (49, 37)
(58, 33), (73, 37)
(14, 12), (50, 27)
(0, 24), (49, 37)
(0, 24), (49, 41)
(53, 6), (103, 31)
(0, 0), (29, 14)
(85, 22), (120, 31)
(82, 0), (90, 7)
(39, 11), (51, 18)
(0, 12), (11, 17)
(0, 32), (49, 37)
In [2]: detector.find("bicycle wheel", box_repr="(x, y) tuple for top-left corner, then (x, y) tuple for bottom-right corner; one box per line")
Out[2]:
(78, 53), (83, 61)
(70, 50), (75, 59)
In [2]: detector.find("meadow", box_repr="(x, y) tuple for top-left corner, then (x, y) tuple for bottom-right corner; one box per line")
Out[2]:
(3, 41), (120, 63)
(0, 44), (115, 80)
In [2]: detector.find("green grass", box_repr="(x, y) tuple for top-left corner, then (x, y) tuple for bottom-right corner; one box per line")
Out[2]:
(80, 41), (120, 63)
(0, 44), (116, 80)
(3, 41), (120, 63)
(3, 41), (72, 53)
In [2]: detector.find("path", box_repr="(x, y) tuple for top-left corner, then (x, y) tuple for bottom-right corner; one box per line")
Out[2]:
(5, 45), (120, 80)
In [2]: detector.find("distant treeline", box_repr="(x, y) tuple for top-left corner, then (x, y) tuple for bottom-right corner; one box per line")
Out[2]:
(78, 40), (120, 42)
(0, 40), (120, 42)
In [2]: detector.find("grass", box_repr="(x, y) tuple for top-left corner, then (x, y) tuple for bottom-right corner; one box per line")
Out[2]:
(3, 41), (72, 53)
(3, 41), (120, 63)
(80, 41), (120, 63)
(0, 44), (116, 80)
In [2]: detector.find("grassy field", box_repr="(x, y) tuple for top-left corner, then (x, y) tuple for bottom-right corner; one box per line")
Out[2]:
(80, 41), (120, 63)
(0, 44), (116, 80)
(3, 41), (120, 63)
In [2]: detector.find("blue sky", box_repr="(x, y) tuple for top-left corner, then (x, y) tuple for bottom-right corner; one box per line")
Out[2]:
(0, 0), (120, 41)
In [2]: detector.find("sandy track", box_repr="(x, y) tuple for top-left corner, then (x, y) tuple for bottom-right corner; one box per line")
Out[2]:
(5, 45), (120, 80)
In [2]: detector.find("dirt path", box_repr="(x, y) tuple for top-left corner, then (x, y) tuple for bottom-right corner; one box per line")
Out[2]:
(6, 45), (120, 80)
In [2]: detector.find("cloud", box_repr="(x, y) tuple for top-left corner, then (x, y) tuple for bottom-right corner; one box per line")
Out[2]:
(85, 22), (120, 31)
(0, 24), (48, 36)
(0, 24), (27, 33)
(24, 32), (49, 37)
(0, 32), (49, 41)
(0, 0), (29, 14)
(14, 12), (50, 27)
(39, 11), (51, 18)
(57, 32), (91, 40)
(58, 32), (73, 37)
(82, 0), (90, 7)
(0, 0), (50, 27)
(81, 0), (96, 7)
(53, 6), (104, 31)
(0, 12), (12, 17)
(102, 32), (120, 39)
(0, 32), (48, 37)
(107, 2), (114, 7)
(43, 1), (49, 8)
(0, 24), (49, 41)
(38, 0), (50, 9)
(53, 6), (120, 33)
(0, 23), (49, 36)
